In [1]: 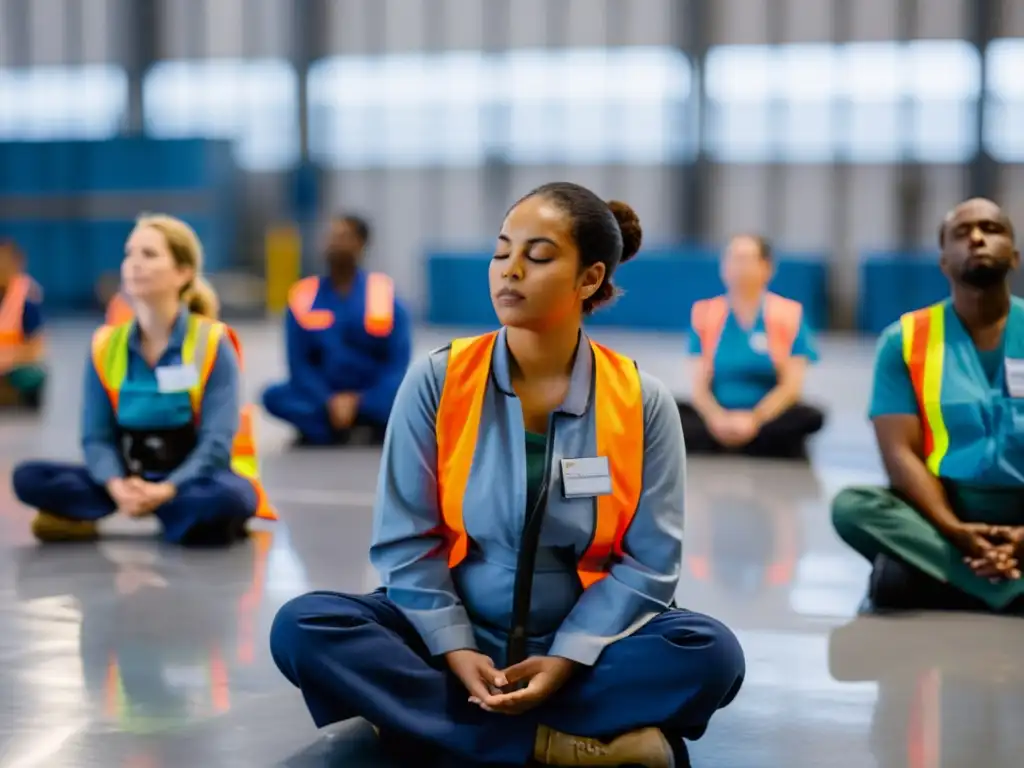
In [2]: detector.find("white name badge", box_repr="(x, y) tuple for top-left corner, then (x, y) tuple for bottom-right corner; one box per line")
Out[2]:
(156, 364), (199, 393)
(749, 332), (769, 354)
(560, 457), (612, 499)
(1006, 358), (1024, 398)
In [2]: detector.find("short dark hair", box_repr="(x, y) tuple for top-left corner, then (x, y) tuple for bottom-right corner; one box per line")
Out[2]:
(938, 200), (1016, 248)
(335, 214), (371, 246)
(513, 182), (643, 314)
(731, 234), (772, 263)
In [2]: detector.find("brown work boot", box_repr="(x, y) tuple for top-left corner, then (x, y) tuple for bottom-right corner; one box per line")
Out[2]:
(533, 724), (674, 767)
(31, 512), (99, 542)
(0, 380), (20, 407)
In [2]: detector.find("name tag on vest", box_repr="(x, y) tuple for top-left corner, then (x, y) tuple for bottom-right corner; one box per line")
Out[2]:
(156, 364), (199, 393)
(1006, 358), (1024, 398)
(749, 332), (769, 354)
(561, 457), (612, 498)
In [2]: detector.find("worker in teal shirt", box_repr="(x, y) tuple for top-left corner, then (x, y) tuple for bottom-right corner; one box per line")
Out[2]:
(833, 198), (1024, 613)
(678, 234), (824, 458)
(261, 214), (412, 446)
(269, 183), (743, 768)
(11, 215), (257, 547)
(0, 238), (47, 409)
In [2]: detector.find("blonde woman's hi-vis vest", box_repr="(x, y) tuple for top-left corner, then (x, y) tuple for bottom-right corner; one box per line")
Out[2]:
(91, 316), (277, 521)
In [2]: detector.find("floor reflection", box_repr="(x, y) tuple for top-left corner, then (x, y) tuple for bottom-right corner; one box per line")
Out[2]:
(682, 461), (821, 608)
(830, 614), (1024, 768)
(11, 532), (274, 738)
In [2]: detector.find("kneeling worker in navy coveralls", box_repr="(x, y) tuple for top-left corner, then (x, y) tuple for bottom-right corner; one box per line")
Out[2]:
(271, 183), (745, 767)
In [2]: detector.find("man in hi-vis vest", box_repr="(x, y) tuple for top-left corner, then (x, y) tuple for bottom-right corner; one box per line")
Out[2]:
(833, 198), (1024, 614)
(261, 214), (411, 446)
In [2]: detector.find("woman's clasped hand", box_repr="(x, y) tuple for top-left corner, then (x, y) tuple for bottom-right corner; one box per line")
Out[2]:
(445, 649), (577, 715)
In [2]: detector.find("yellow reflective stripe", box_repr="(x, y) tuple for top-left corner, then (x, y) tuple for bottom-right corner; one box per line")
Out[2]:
(180, 316), (225, 416)
(921, 303), (948, 474)
(182, 316), (206, 414)
(901, 313), (915, 363)
(231, 454), (257, 479)
(106, 325), (131, 389)
(199, 323), (225, 388)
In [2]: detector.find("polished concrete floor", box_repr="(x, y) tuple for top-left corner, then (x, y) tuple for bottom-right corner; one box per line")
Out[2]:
(2, 320), (1023, 768)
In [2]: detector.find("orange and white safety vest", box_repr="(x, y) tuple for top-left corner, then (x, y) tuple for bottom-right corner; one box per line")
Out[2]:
(287, 274), (395, 337)
(690, 292), (803, 369)
(434, 331), (645, 588)
(91, 315), (277, 521)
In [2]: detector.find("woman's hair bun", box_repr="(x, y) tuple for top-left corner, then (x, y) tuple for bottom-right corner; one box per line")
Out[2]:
(607, 200), (642, 263)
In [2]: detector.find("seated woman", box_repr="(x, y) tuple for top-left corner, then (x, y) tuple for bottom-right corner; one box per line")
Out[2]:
(678, 234), (824, 458)
(12, 214), (260, 547)
(270, 183), (744, 767)
(0, 238), (46, 409)
(101, 273), (277, 524)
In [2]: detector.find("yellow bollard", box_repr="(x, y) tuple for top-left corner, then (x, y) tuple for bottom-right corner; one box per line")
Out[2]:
(265, 224), (301, 314)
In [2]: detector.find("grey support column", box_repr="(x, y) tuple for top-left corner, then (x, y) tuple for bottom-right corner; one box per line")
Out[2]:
(894, 0), (923, 254)
(290, 0), (330, 272)
(829, 0), (853, 328)
(123, 0), (159, 136)
(481, 0), (513, 228)
(3, 0), (31, 67)
(967, 0), (1000, 201)
(764, 0), (787, 246)
(674, 0), (710, 243)
(423, 0), (446, 244)
(292, 0), (331, 164)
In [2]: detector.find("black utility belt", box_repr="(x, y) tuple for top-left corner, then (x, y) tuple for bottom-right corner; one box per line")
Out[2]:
(118, 424), (197, 476)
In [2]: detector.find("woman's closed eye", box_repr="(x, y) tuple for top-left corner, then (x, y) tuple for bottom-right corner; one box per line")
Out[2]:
(491, 251), (552, 264)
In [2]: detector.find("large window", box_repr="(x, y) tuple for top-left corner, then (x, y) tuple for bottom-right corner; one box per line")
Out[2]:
(705, 41), (980, 163)
(984, 39), (1024, 161)
(143, 59), (299, 172)
(308, 47), (693, 169)
(0, 65), (128, 140)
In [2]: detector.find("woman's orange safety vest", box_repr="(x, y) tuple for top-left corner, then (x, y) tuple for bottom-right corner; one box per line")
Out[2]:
(287, 274), (395, 337)
(435, 331), (645, 588)
(0, 274), (41, 373)
(92, 314), (277, 522)
(690, 291), (803, 369)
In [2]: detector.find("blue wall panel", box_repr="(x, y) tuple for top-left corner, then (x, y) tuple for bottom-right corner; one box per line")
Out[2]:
(858, 252), (949, 334)
(427, 249), (830, 331)
(0, 139), (236, 310)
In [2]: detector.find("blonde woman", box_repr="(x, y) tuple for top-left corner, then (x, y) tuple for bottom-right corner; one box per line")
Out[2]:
(12, 215), (258, 546)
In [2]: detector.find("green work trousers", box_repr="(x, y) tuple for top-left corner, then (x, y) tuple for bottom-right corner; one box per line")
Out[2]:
(832, 485), (1024, 610)
(5, 365), (46, 393)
